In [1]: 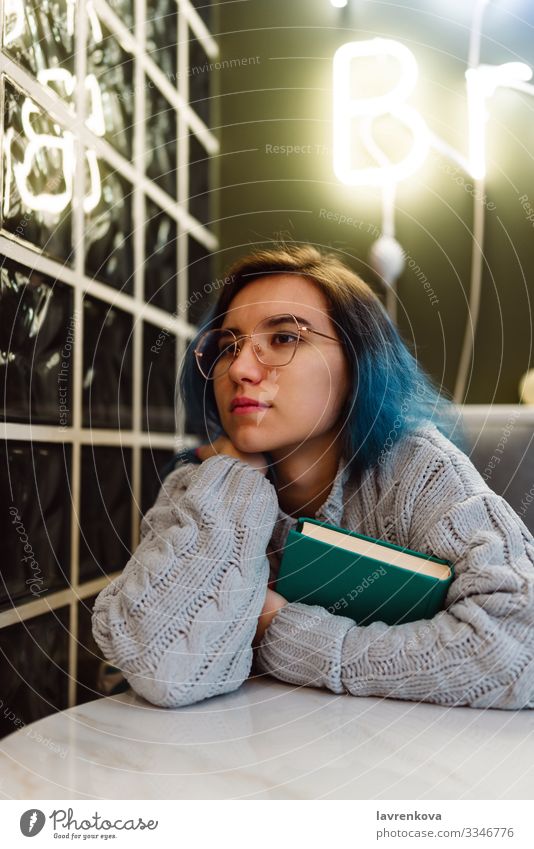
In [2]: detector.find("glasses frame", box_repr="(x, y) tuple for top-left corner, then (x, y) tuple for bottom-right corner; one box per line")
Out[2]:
(194, 312), (343, 379)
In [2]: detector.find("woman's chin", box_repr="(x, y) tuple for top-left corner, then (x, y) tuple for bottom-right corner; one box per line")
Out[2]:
(228, 426), (273, 455)
(232, 435), (270, 454)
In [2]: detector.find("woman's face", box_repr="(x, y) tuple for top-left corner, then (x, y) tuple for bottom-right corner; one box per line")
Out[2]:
(211, 274), (350, 457)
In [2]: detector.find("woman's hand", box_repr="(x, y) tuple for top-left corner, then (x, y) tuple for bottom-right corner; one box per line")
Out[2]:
(195, 435), (269, 476)
(252, 588), (288, 648)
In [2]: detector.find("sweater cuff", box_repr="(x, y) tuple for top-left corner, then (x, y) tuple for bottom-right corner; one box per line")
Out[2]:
(181, 454), (279, 529)
(254, 602), (355, 694)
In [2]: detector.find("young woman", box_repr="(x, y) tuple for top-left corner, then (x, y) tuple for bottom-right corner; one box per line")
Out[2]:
(92, 244), (534, 710)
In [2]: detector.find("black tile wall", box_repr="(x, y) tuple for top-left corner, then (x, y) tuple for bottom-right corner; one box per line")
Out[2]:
(82, 296), (133, 430)
(146, 87), (178, 199)
(0, 0), (214, 741)
(79, 446), (133, 581)
(143, 323), (177, 433)
(190, 0), (212, 27)
(0, 606), (70, 740)
(189, 28), (210, 125)
(76, 594), (106, 705)
(87, 20), (134, 160)
(189, 133), (210, 225)
(84, 159), (134, 294)
(0, 441), (71, 611)
(144, 199), (178, 312)
(188, 235), (214, 326)
(3, 0), (75, 83)
(0, 257), (75, 425)
(1, 79), (73, 263)
(107, 0), (134, 31)
(141, 448), (176, 516)
(146, 0), (178, 80)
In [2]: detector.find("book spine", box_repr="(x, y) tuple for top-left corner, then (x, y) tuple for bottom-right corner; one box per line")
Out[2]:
(424, 577), (450, 618)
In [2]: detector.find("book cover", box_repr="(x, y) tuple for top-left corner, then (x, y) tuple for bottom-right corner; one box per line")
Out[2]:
(274, 517), (454, 626)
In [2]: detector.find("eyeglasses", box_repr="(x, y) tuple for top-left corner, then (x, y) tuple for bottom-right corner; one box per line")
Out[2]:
(194, 312), (342, 380)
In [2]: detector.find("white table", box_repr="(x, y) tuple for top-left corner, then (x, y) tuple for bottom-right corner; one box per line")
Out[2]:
(1, 678), (533, 799)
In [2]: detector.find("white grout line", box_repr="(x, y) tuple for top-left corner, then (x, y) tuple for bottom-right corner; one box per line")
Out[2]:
(63, 0), (88, 708)
(178, 5), (191, 215)
(175, 6), (190, 440)
(0, 235), (197, 336)
(178, 0), (218, 59)
(459, 405), (534, 420)
(0, 421), (198, 447)
(0, 574), (123, 630)
(132, 0), (146, 552)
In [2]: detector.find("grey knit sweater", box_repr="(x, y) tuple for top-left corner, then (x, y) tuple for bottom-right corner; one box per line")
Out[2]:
(91, 423), (534, 710)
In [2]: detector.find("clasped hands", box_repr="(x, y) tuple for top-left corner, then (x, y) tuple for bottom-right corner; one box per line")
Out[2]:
(195, 435), (289, 647)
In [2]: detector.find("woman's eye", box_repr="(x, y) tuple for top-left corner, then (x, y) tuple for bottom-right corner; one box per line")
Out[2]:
(271, 332), (299, 345)
(217, 342), (235, 356)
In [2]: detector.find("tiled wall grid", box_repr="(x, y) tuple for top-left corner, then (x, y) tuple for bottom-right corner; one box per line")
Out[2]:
(0, 0), (216, 738)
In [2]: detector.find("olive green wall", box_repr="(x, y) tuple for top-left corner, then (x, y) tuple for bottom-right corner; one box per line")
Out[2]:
(211, 0), (534, 403)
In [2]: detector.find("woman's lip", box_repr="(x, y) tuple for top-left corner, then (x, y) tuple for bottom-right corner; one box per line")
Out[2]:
(231, 404), (271, 415)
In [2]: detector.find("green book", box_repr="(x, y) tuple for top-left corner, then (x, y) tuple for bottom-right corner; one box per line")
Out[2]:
(274, 517), (454, 626)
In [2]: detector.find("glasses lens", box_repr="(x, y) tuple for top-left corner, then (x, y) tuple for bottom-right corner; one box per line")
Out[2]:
(253, 314), (300, 367)
(195, 329), (236, 378)
(194, 315), (300, 378)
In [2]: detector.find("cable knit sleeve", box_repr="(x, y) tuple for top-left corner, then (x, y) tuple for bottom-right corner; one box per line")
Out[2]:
(92, 454), (279, 708)
(254, 429), (534, 709)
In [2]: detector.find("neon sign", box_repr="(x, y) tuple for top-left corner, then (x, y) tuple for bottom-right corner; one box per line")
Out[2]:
(331, 6), (534, 402)
(333, 37), (533, 186)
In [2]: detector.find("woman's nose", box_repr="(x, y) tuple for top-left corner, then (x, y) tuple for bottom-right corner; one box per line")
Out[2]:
(227, 337), (265, 381)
